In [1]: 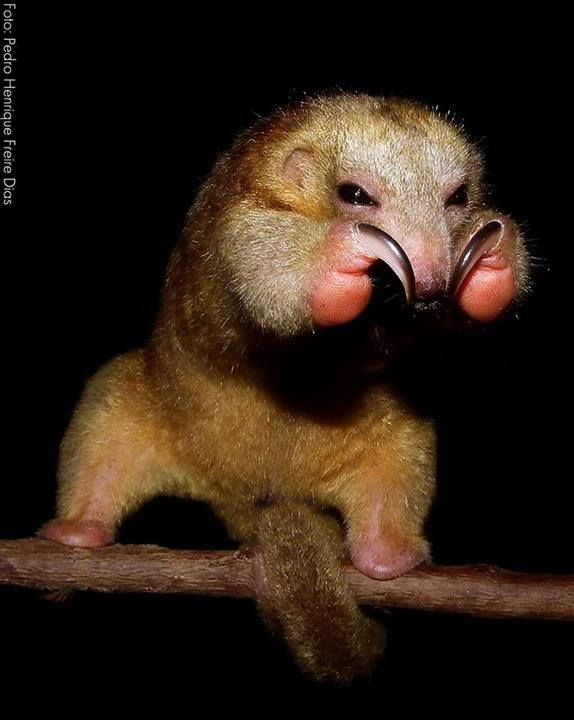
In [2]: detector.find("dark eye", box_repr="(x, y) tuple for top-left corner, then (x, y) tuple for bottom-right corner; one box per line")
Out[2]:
(337, 183), (377, 206)
(446, 184), (469, 207)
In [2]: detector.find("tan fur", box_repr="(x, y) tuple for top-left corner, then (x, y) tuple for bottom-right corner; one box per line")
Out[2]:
(256, 503), (385, 683)
(40, 94), (529, 682)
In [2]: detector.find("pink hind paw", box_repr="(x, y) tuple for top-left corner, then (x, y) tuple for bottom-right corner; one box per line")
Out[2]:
(38, 518), (114, 548)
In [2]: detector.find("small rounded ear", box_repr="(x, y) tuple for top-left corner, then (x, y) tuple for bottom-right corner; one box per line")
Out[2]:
(283, 148), (316, 188)
(451, 211), (518, 323)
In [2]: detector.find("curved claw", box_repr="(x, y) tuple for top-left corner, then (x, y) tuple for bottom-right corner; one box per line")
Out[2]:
(356, 223), (415, 305)
(450, 218), (506, 296)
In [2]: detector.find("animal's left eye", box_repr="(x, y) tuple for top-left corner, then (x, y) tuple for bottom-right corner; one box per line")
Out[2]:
(337, 183), (377, 207)
(446, 184), (469, 207)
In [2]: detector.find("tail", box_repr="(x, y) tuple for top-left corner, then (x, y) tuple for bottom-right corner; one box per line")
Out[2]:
(254, 502), (385, 683)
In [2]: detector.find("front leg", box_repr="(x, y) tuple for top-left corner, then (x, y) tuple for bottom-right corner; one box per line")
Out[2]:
(326, 416), (436, 580)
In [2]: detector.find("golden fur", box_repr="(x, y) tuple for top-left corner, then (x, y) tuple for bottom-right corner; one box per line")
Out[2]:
(40, 94), (529, 682)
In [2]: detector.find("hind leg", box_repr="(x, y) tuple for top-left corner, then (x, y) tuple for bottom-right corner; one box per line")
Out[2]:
(39, 351), (177, 547)
(345, 419), (436, 579)
(321, 415), (436, 580)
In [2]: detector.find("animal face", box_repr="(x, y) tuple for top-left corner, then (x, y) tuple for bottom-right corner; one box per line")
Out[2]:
(208, 95), (527, 336)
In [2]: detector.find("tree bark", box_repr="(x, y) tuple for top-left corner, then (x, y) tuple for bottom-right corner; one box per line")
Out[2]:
(0, 539), (572, 621)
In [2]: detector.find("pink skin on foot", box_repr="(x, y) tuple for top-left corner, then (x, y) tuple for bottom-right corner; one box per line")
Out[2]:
(347, 496), (428, 580)
(38, 519), (114, 548)
(456, 250), (516, 323)
(350, 532), (427, 580)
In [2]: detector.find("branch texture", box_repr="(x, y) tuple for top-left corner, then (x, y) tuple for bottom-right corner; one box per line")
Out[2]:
(0, 539), (572, 621)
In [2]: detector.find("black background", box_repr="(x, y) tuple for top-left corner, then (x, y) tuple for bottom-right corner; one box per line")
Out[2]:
(2, 6), (572, 709)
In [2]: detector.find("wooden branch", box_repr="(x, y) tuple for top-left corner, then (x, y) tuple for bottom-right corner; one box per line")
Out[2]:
(1, 539), (572, 621)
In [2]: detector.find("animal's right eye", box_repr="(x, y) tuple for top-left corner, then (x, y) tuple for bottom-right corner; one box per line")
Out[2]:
(337, 183), (377, 207)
